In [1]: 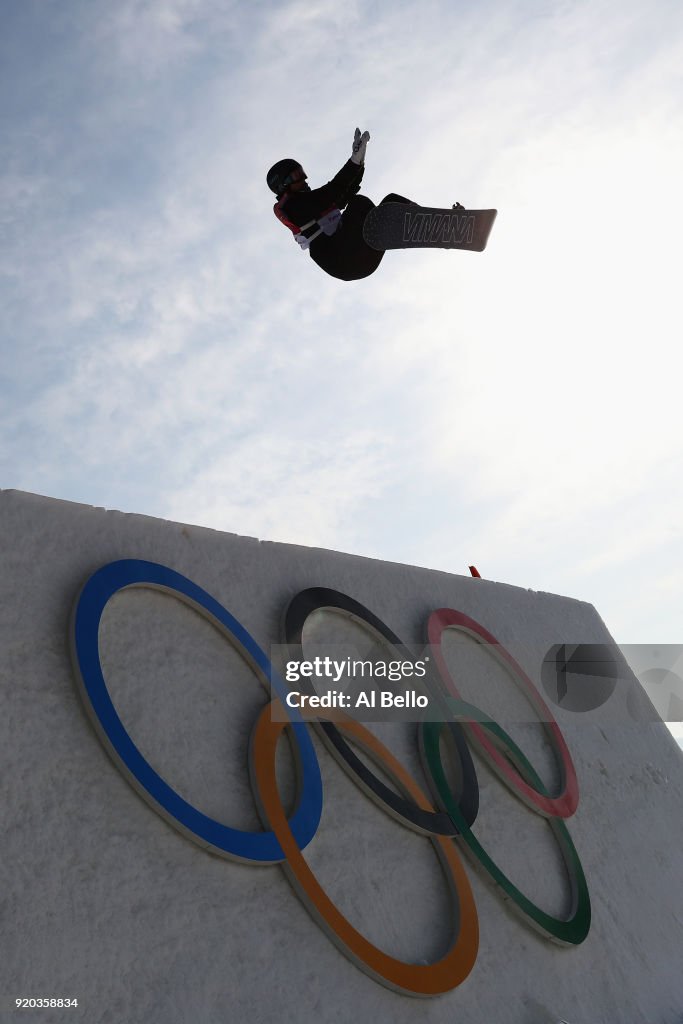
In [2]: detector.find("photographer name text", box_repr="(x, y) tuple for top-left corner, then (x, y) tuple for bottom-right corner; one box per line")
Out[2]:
(285, 689), (429, 709)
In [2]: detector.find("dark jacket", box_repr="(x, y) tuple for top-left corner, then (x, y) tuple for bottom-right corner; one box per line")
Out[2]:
(278, 159), (378, 281)
(280, 159), (364, 234)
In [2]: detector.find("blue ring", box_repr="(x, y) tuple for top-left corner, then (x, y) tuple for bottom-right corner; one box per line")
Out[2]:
(70, 559), (323, 863)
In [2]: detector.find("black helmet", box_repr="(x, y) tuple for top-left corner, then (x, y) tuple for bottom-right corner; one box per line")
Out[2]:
(266, 158), (307, 195)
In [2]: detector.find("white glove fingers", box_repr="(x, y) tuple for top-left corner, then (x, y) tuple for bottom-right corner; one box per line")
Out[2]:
(351, 127), (370, 164)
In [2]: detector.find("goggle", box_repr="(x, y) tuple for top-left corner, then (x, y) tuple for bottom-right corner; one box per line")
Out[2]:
(280, 166), (307, 190)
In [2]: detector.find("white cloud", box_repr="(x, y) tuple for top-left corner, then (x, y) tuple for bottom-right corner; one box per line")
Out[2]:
(1, 0), (682, 661)
(163, 426), (394, 549)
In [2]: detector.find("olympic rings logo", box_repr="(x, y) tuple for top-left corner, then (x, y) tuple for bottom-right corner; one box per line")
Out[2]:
(70, 560), (591, 998)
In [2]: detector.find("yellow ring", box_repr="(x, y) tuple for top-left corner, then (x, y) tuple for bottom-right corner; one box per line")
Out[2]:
(250, 702), (479, 996)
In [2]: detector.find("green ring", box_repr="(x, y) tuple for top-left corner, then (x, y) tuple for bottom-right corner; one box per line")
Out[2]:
(420, 699), (591, 945)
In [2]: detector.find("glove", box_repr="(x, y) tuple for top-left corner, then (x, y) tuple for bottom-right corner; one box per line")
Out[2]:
(351, 127), (370, 165)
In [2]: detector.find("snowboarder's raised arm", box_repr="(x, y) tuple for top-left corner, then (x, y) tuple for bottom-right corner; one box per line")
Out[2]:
(315, 127), (369, 208)
(289, 129), (370, 216)
(313, 159), (364, 209)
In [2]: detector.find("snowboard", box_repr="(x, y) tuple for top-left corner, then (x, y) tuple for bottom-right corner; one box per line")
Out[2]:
(362, 203), (497, 253)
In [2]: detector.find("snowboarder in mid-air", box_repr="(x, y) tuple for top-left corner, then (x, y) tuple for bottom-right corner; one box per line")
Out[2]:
(267, 129), (497, 282)
(267, 128), (412, 281)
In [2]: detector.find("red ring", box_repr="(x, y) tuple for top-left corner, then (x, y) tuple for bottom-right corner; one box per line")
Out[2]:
(427, 609), (579, 818)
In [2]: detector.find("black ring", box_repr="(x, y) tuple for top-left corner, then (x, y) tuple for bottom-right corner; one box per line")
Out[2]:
(283, 587), (479, 834)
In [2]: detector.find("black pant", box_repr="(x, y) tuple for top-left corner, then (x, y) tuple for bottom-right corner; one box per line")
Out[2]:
(309, 193), (412, 282)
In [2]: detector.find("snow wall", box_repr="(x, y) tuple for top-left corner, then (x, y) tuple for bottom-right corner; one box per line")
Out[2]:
(1, 488), (681, 1024)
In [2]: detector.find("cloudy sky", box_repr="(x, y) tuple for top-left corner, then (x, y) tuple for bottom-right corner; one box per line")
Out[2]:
(2, 1), (682, 736)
